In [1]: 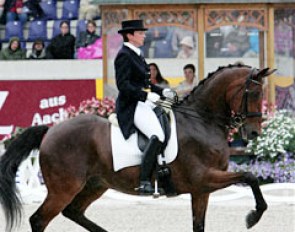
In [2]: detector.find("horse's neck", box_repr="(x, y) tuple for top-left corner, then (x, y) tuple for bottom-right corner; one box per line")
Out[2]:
(180, 80), (231, 133)
(174, 101), (229, 144)
(188, 85), (228, 114)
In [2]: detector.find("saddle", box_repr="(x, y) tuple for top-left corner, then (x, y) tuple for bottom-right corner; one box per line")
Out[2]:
(108, 106), (171, 153)
(109, 105), (176, 196)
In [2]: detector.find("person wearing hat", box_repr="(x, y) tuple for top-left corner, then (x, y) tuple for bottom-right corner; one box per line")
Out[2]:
(0, 36), (26, 60)
(177, 36), (197, 59)
(115, 19), (175, 195)
(28, 38), (46, 59)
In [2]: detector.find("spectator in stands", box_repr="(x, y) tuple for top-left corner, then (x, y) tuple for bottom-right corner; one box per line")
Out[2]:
(143, 26), (172, 58)
(79, 0), (100, 21)
(76, 20), (101, 59)
(46, 20), (75, 59)
(28, 38), (46, 59)
(171, 27), (197, 57)
(220, 27), (250, 57)
(24, 0), (44, 20)
(0, 36), (26, 60)
(0, 0), (5, 19)
(4, 0), (28, 26)
(206, 28), (223, 57)
(149, 63), (170, 88)
(174, 64), (198, 100)
(177, 36), (197, 59)
(76, 20), (100, 49)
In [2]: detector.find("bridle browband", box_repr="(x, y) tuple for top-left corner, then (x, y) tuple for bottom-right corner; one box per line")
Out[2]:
(229, 68), (263, 129)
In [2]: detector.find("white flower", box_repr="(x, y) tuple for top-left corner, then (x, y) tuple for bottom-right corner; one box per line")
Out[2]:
(247, 110), (295, 161)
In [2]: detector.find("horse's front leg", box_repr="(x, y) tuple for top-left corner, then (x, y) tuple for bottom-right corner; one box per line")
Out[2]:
(191, 193), (209, 232)
(204, 170), (267, 229)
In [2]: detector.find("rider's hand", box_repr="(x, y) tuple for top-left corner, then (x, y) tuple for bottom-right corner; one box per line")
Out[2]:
(147, 92), (160, 103)
(162, 88), (176, 99)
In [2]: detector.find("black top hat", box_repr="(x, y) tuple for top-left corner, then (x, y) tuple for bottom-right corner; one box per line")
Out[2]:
(118, 20), (148, 34)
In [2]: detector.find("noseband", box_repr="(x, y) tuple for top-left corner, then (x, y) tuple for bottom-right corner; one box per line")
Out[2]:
(230, 68), (263, 129)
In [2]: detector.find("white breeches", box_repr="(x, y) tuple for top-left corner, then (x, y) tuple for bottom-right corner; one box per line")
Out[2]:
(134, 101), (165, 142)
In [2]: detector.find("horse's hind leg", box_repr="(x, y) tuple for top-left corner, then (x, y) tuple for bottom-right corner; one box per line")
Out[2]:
(204, 170), (267, 229)
(62, 176), (108, 232)
(29, 186), (83, 232)
(29, 164), (86, 232)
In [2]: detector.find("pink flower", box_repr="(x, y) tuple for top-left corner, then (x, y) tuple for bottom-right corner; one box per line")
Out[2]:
(64, 97), (115, 120)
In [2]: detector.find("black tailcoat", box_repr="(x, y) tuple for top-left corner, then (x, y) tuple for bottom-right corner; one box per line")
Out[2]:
(115, 45), (163, 139)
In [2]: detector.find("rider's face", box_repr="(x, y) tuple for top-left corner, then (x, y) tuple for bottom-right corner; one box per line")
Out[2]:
(127, 31), (146, 47)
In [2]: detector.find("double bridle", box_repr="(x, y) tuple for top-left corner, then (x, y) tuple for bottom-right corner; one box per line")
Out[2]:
(229, 68), (263, 130)
(161, 68), (263, 132)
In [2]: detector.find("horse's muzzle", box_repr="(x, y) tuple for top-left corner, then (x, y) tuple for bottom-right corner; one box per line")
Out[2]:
(242, 124), (261, 141)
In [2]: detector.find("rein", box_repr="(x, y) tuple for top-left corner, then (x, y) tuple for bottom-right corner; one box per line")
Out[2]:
(160, 99), (204, 120)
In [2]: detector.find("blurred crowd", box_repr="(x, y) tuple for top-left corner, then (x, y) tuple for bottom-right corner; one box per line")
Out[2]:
(0, 0), (101, 60)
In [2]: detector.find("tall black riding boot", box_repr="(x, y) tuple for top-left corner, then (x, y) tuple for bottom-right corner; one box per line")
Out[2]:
(138, 135), (163, 195)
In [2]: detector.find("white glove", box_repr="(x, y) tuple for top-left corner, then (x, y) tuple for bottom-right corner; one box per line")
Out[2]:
(162, 88), (176, 99)
(147, 92), (160, 103)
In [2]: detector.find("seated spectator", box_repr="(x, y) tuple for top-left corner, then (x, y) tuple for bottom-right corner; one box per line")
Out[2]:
(171, 27), (197, 57)
(28, 38), (46, 59)
(244, 28), (259, 57)
(76, 20), (102, 59)
(149, 63), (169, 88)
(177, 36), (197, 59)
(0, 0), (5, 19)
(174, 64), (198, 100)
(4, 0), (28, 26)
(76, 20), (100, 49)
(24, 0), (44, 20)
(46, 20), (75, 59)
(0, 36), (26, 60)
(143, 26), (173, 58)
(79, 0), (100, 21)
(220, 27), (250, 57)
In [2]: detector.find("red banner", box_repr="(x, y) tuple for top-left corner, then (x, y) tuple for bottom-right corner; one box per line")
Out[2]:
(0, 80), (96, 139)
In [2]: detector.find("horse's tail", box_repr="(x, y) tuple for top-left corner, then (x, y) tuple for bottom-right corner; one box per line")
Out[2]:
(0, 125), (49, 231)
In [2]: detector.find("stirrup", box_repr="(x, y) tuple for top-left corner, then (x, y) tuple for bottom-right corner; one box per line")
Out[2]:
(135, 181), (154, 196)
(135, 181), (165, 197)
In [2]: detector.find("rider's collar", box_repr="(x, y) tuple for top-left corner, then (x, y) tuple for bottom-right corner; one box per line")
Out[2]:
(124, 42), (141, 56)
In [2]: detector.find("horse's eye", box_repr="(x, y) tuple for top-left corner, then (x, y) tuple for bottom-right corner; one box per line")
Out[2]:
(249, 91), (261, 100)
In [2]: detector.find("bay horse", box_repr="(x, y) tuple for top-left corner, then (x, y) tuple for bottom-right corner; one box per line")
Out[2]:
(0, 64), (275, 232)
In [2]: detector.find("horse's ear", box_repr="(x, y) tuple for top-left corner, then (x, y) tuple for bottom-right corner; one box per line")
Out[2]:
(256, 68), (277, 79)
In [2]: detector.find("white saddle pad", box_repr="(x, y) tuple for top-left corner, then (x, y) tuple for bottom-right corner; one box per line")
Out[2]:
(111, 110), (178, 172)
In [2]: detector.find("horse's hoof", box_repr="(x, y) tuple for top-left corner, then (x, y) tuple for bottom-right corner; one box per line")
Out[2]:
(246, 210), (262, 229)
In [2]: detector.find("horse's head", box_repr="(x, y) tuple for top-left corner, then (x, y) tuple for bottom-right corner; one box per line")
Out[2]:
(174, 64), (276, 141)
(227, 66), (276, 140)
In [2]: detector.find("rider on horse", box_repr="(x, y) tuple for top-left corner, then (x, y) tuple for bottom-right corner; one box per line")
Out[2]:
(115, 19), (174, 195)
